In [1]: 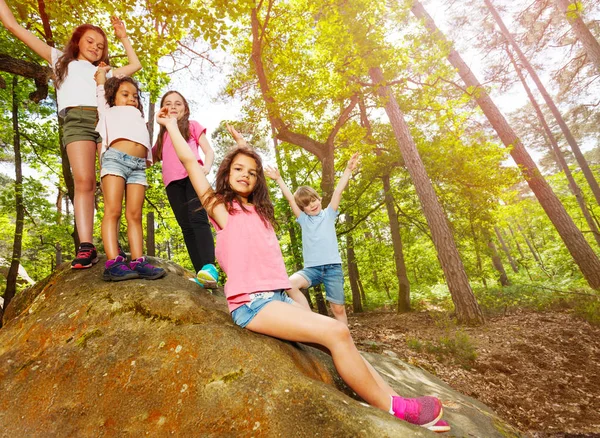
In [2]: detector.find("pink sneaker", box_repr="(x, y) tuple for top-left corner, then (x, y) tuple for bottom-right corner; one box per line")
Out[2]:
(430, 419), (451, 433)
(391, 395), (443, 429)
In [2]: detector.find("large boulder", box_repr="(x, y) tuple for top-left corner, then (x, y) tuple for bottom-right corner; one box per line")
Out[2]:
(0, 258), (520, 437)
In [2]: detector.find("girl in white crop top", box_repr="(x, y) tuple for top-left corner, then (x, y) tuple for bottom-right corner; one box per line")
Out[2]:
(94, 67), (164, 282)
(0, 0), (142, 269)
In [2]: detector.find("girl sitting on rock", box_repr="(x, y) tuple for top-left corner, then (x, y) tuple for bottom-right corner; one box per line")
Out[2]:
(155, 108), (449, 432)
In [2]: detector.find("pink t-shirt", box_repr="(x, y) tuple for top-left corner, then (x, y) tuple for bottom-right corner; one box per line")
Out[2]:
(210, 202), (291, 312)
(153, 120), (206, 187)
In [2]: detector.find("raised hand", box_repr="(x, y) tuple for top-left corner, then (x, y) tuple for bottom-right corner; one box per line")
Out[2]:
(264, 165), (281, 180)
(94, 62), (111, 84)
(156, 107), (177, 127)
(111, 16), (127, 39)
(346, 152), (361, 172)
(226, 123), (248, 147)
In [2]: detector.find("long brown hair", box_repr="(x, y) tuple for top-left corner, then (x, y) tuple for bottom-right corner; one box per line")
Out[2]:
(204, 147), (276, 228)
(154, 91), (191, 161)
(54, 24), (109, 89)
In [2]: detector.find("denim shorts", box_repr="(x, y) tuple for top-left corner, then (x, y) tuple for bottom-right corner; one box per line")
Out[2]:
(296, 264), (345, 305)
(231, 290), (295, 328)
(62, 106), (101, 147)
(101, 148), (148, 186)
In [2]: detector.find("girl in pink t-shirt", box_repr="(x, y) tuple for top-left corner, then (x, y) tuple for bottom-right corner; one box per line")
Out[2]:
(155, 109), (448, 433)
(152, 91), (218, 288)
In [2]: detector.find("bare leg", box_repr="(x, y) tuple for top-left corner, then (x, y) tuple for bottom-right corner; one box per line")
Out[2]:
(246, 301), (391, 410)
(329, 302), (348, 325)
(288, 273), (311, 310)
(291, 299), (397, 398)
(67, 140), (97, 243)
(125, 183), (146, 260)
(101, 175), (125, 260)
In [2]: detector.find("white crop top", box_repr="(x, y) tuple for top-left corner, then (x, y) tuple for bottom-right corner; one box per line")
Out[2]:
(96, 84), (152, 164)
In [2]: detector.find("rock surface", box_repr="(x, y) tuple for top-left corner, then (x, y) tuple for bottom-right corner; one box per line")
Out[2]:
(0, 258), (520, 437)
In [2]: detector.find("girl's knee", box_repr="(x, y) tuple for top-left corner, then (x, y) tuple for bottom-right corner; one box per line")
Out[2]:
(125, 209), (142, 223)
(329, 320), (351, 343)
(74, 176), (96, 193)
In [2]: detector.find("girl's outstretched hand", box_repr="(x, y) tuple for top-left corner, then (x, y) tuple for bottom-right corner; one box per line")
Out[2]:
(346, 152), (361, 172)
(111, 16), (127, 39)
(226, 123), (248, 147)
(264, 165), (281, 180)
(156, 107), (177, 127)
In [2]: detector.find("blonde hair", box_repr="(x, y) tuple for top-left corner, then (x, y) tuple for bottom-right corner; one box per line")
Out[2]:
(293, 186), (320, 211)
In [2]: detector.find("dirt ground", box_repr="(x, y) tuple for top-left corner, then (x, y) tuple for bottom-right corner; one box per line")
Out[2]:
(348, 309), (600, 437)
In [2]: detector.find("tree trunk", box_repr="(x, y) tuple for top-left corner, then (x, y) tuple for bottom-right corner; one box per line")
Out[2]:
(470, 217), (488, 288)
(494, 226), (518, 273)
(555, 0), (600, 72)
(484, 0), (600, 207)
(411, 1), (600, 290)
(346, 214), (363, 313)
(3, 76), (25, 328)
(369, 65), (484, 325)
(506, 45), (600, 248)
(313, 285), (329, 316)
(382, 175), (411, 312)
(146, 212), (155, 256)
(487, 237), (511, 287)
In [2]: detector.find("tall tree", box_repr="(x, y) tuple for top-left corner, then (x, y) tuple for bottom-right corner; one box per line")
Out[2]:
(505, 45), (600, 248)
(2, 76), (24, 327)
(411, 0), (600, 289)
(555, 0), (600, 72)
(369, 65), (485, 324)
(484, 0), (600, 207)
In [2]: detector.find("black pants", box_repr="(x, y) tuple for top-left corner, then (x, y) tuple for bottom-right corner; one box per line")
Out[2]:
(166, 177), (215, 272)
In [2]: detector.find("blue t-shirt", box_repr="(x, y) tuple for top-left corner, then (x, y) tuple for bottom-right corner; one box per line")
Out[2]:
(297, 206), (342, 267)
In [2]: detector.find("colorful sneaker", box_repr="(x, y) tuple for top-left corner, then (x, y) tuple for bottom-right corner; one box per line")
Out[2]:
(71, 242), (99, 269)
(196, 264), (218, 288)
(391, 395), (443, 430)
(130, 256), (166, 280)
(430, 419), (451, 433)
(103, 256), (139, 281)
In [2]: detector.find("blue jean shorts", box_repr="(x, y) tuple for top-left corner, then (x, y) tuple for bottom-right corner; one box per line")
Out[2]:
(231, 290), (295, 328)
(101, 148), (148, 186)
(296, 264), (345, 305)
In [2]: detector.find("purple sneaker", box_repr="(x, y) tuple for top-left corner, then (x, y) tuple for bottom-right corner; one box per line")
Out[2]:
(391, 395), (443, 429)
(103, 256), (139, 281)
(129, 256), (166, 280)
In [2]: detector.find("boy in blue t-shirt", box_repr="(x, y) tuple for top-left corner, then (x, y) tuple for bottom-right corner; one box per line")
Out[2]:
(265, 153), (360, 325)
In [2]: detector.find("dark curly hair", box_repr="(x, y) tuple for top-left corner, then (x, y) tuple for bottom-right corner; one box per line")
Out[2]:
(154, 91), (191, 161)
(55, 24), (109, 89)
(103, 76), (144, 116)
(203, 146), (276, 229)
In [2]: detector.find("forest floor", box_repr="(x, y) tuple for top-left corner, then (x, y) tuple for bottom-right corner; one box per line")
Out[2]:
(348, 308), (600, 437)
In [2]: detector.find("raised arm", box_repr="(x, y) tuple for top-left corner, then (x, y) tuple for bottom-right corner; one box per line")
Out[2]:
(110, 16), (142, 77)
(329, 152), (360, 212)
(94, 64), (111, 111)
(0, 0), (52, 62)
(264, 166), (302, 218)
(156, 108), (228, 227)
